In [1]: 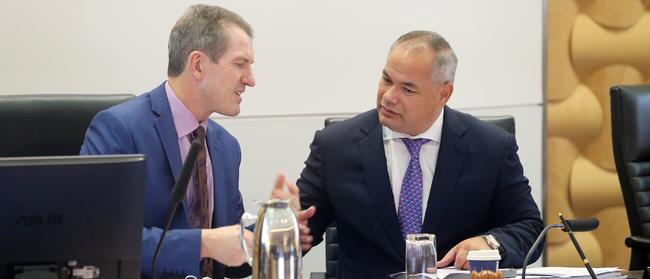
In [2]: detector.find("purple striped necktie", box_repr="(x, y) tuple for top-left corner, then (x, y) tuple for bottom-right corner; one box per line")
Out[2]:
(398, 138), (430, 239)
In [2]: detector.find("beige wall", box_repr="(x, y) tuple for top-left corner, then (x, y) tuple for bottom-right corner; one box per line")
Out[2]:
(545, 0), (650, 268)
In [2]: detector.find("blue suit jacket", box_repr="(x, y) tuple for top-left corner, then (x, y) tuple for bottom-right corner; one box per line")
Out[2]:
(298, 107), (543, 278)
(80, 83), (248, 278)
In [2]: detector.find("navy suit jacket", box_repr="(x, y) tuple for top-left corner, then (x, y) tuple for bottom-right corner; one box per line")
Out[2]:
(80, 83), (249, 278)
(298, 107), (543, 278)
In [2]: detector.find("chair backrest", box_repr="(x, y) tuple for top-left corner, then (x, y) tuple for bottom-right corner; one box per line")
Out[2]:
(321, 114), (515, 278)
(610, 84), (650, 270)
(324, 115), (515, 134)
(0, 94), (134, 157)
(478, 115), (516, 135)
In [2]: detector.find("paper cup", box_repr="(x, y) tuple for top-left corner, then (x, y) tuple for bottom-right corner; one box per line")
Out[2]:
(467, 250), (500, 272)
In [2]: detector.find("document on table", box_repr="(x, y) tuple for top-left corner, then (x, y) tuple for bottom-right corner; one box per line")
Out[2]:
(389, 267), (625, 279)
(520, 267), (624, 279)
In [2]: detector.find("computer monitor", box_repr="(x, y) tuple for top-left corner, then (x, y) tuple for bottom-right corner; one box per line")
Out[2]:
(0, 155), (146, 279)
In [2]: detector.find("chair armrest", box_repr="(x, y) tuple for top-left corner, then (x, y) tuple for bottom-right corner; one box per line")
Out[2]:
(625, 236), (650, 249)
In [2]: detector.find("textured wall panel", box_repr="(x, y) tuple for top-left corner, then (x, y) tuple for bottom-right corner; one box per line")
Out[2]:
(546, 85), (602, 145)
(546, 0), (650, 268)
(580, 0), (644, 29)
(593, 207), (632, 268)
(582, 65), (645, 171)
(571, 14), (650, 77)
(546, 0), (580, 102)
(548, 230), (603, 266)
(546, 137), (579, 246)
(570, 156), (624, 217)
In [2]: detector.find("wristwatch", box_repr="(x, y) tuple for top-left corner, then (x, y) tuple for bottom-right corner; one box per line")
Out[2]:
(482, 234), (501, 251)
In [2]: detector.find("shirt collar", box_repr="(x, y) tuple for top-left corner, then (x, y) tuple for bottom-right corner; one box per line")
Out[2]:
(165, 81), (208, 139)
(382, 109), (444, 143)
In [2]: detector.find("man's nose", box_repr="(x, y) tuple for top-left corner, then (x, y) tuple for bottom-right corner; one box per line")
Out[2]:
(382, 86), (398, 104)
(243, 70), (255, 87)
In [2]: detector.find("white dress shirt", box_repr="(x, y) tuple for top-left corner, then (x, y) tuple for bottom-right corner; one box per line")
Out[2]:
(382, 109), (444, 223)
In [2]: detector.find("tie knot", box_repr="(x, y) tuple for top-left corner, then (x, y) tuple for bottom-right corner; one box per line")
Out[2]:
(193, 126), (206, 141)
(400, 138), (430, 158)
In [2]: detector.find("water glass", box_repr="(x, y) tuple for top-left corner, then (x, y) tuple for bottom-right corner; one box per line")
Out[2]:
(405, 233), (437, 278)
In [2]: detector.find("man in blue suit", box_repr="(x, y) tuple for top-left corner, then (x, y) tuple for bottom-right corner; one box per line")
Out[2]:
(81, 4), (314, 279)
(297, 31), (543, 278)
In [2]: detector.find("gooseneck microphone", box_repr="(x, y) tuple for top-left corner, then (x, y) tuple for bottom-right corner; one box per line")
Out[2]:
(559, 213), (598, 279)
(520, 223), (562, 279)
(151, 139), (202, 279)
(521, 215), (599, 279)
(561, 217), (600, 232)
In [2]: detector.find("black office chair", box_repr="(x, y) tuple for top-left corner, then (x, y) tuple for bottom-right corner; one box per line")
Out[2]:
(318, 114), (515, 279)
(611, 84), (650, 271)
(0, 94), (134, 157)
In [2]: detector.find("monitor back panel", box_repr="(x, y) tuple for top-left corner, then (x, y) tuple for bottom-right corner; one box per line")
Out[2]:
(0, 155), (146, 278)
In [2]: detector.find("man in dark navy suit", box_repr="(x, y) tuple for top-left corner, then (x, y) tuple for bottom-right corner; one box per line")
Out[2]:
(297, 31), (543, 278)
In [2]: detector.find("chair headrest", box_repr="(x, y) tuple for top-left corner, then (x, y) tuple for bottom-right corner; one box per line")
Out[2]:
(611, 85), (650, 162)
(0, 94), (134, 157)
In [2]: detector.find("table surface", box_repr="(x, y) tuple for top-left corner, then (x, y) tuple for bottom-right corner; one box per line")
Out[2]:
(310, 269), (645, 279)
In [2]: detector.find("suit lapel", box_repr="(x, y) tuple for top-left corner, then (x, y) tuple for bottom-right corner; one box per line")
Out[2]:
(358, 111), (405, 263)
(150, 83), (183, 192)
(422, 107), (468, 233)
(206, 125), (227, 227)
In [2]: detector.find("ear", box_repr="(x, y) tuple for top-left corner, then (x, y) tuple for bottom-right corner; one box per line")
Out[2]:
(440, 82), (454, 104)
(187, 51), (205, 80)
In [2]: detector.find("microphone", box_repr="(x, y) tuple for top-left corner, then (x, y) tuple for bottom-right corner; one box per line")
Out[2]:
(562, 218), (599, 232)
(151, 139), (202, 279)
(559, 214), (598, 279)
(521, 215), (599, 279)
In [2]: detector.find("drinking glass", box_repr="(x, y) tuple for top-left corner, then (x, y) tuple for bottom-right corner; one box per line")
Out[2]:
(405, 233), (437, 278)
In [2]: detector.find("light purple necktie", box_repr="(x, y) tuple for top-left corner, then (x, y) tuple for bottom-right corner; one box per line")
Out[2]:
(398, 138), (430, 239)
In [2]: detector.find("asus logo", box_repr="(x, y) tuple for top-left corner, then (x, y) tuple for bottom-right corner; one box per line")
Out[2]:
(14, 215), (63, 227)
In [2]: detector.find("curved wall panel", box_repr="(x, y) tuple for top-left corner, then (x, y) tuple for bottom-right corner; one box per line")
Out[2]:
(546, 0), (650, 268)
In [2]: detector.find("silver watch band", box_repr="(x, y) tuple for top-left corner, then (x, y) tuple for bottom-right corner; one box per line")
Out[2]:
(482, 234), (500, 250)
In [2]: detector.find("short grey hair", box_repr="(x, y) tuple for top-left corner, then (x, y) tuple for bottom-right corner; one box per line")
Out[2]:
(391, 30), (458, 83)
(167, 4), (253, 77)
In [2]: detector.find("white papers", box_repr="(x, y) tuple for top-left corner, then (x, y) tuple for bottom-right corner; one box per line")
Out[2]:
(391, 267), (624, 279)
(433, 267), (624, 279)
(520, 267), (624, 279)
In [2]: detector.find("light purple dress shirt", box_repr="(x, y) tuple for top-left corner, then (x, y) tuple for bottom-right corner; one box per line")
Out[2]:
(165, 81), (214, 227)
